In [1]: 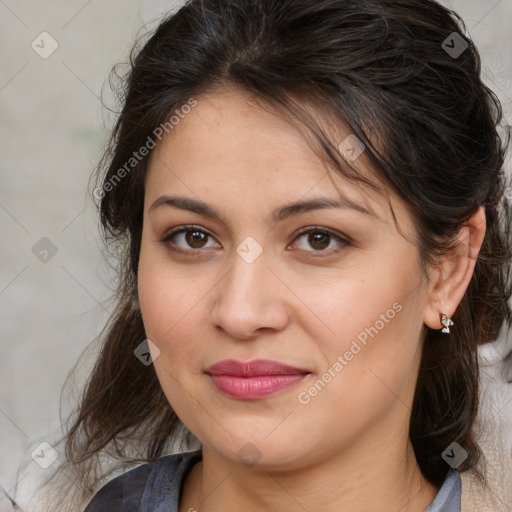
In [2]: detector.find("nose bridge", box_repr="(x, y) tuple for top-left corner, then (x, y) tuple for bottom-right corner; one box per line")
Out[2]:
(221, 245), (271, 313)
(212, 241), (289, 338)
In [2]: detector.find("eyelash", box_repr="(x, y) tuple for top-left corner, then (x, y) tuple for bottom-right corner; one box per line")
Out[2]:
(158, 224), (351, 257)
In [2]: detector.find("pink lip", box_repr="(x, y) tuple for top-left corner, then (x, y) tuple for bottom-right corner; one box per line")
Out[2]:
(205, 359), (311, 400)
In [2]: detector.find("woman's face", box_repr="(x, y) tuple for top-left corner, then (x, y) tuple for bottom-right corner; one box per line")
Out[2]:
(138, 88), (434, 470)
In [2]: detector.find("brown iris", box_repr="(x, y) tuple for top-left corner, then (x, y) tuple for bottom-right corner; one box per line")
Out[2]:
(308, 231), (330, 251)
(186, 230), (209, 249)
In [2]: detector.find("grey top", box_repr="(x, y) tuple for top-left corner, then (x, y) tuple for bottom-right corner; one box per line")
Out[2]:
(424, 470), (462, 512)
(83, 449), (461, 511)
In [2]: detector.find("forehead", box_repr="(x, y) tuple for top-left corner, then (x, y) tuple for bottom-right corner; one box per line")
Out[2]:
(145, 88), (410, 230)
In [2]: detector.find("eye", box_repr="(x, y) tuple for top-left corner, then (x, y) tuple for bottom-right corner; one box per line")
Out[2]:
(159, 225), (351, 256)
(159, 225), (219, 253)
(291, 226), (350, 255)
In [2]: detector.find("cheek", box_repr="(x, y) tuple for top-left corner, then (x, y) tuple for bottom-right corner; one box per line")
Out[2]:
(139, 271), (199, 350)
(137, 255), (220, 435)
(137, 244), (210, 374)
(297, 265), (416, 354)
(138, 235), (186, 330)
(298, 256), (426, 400)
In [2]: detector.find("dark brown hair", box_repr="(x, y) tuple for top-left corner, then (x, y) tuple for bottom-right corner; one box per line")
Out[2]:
(47, 0), (512, 506)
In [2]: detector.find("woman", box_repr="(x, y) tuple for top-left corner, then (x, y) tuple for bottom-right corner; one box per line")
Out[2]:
(46, 0), (512, 510)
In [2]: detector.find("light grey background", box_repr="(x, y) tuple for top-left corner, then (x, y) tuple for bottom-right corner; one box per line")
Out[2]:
(1, 0), (511, 510)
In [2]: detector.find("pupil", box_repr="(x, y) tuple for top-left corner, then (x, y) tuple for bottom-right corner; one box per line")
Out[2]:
(310, 232), (329, 250)
(187, 231), (207, 248)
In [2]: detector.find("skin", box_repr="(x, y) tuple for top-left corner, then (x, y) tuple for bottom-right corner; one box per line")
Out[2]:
(137, 87), (486, 512)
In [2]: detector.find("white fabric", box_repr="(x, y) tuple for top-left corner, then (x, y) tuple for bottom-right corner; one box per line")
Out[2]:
(461, 321), (512, 512)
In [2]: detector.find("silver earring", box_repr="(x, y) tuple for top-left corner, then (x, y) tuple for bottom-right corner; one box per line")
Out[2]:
(440, 313), (453, 334)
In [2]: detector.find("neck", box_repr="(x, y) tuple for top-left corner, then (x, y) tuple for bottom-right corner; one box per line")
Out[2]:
(180, 431), (439, 512)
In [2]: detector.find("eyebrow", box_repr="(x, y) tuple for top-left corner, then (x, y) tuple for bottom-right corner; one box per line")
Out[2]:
(148, 194), (379, 223)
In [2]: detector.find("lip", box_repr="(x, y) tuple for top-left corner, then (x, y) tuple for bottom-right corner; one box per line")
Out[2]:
(205, 359), (310, 376)
(205, 359), (311, 400)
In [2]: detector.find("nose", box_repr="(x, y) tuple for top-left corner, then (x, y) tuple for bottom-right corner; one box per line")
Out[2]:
(210, 248), (291, 340)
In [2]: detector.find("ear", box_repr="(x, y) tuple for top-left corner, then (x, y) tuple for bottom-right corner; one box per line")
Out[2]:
(423, 206), (486, 330)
